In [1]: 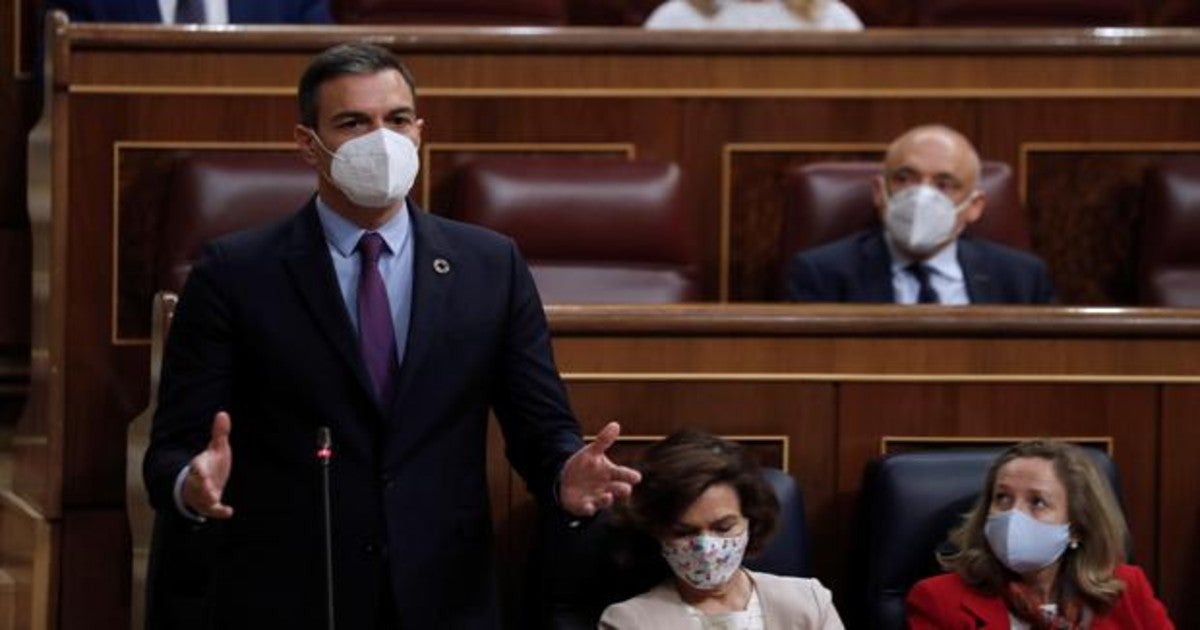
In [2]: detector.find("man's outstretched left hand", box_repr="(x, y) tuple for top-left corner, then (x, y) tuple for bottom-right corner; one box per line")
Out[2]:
(558, 421), (642, 517)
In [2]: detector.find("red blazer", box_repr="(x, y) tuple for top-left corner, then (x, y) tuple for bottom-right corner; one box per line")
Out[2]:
(907, 565), (1174, 629)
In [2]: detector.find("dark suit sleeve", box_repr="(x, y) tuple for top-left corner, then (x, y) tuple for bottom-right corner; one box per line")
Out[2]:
(143, 244), (236, 514)
(490, 241), (584, 506)
(1031, 260), (1057, 304)
(299, 0), (332, 23)
(787, 253), (828, 302)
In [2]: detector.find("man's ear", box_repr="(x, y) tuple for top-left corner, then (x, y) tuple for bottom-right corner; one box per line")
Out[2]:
(294, 124), (320, 166)
(872, 175), (887, 220)
(962, 189), (986, 225)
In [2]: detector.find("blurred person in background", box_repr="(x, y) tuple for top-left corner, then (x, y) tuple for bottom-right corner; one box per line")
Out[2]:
(645, 0), (862, 30)
(46, 0), (332, 24)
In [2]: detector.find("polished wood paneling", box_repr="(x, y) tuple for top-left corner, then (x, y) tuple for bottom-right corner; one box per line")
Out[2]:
(9, 21), (1200, 628)
(1158, 385), (1200, 630)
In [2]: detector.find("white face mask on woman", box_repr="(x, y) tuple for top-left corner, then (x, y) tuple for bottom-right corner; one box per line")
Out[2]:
(883, 184), (975, 255)
(661, 529), (749, 590)
(984, 509), (1072, 574)
(308, 127), (419, 208)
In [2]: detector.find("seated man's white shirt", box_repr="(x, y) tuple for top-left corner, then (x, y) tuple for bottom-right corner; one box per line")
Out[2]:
(886, 238), (970, 305)
(644, 0), (863, 30)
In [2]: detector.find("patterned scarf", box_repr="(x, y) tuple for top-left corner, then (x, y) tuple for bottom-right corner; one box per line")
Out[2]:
(1002, 580), (1086, 630)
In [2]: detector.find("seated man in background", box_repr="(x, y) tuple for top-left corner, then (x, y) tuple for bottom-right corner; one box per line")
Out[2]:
(786, 125), (1056, 304)
(46, 0), (331, 24)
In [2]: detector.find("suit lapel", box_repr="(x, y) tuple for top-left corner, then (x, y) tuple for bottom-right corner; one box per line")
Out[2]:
(860, 232), (897, 302)
(958, 239), (995, 304)
(282, 202), (378, 407)
(389, 201), (455, 417)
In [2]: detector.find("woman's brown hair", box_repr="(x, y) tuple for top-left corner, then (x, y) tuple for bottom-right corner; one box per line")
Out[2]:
(686, 0), (822, 21)
(618, 430), (779, 555)
(939, 440), (1130, 611)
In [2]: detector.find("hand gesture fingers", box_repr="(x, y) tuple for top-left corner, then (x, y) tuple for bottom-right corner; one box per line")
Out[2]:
(183, 411), (234, 519)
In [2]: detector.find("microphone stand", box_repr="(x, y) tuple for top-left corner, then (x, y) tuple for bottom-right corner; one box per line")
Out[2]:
(316, 427), (335, 630)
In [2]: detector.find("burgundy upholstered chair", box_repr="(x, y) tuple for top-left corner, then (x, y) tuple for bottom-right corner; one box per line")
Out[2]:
(1138, 158), (1200, 306)
(914, 0), (1142, 26)
(135, 151), (315, 630)
(451, 157), (700, 303)
(780, 160), (1029, 264)
(332, 0), (567, 25)
(159, 151), (315, 292)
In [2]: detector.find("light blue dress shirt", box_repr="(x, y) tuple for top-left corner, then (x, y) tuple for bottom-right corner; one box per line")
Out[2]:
(885, 237), (970, 305)
(315, 197), (415, 364)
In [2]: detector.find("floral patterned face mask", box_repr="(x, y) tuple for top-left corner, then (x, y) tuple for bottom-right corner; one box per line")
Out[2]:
(661, 528), (749, 590)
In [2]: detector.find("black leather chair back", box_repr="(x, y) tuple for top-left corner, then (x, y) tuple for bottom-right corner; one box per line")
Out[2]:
(527, 468), (809, 630)
(857, 447), (1122, 630)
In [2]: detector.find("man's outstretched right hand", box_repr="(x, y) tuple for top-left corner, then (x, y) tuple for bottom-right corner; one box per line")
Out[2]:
(182, 411), (234, 519)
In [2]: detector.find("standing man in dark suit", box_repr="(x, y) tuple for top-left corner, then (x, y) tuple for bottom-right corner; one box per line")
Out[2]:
(143, 42), (640, 629)
(786, 125), (1055, 304)
(46, 0), (332, 24)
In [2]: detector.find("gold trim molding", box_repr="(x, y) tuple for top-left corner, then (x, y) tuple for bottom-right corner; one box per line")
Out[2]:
(110, 141), (299, 346)
(419, 142), (636, 210)
(1018, 142), (1200, 206)
(879, 435), (1115, 456)
(589, 433), (791, 473)
(561, 372), (1200, 384)
(720, 143), (889, 301)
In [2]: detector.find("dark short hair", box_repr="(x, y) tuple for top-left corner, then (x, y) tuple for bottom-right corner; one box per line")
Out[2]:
(619, 430), (779, 556)
(297, 42), (418, 128)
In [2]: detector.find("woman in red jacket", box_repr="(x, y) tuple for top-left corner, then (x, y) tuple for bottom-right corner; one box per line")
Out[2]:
(907, 440), (1174, 629)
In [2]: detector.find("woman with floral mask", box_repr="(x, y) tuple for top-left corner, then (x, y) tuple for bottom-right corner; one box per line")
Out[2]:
(600, 431), (844, 629)
(908, 440), (1174, 629)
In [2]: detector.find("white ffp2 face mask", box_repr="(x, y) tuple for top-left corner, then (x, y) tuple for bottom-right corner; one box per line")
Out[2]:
(661, 529), (749, 590)
(310, 128), (419, 208)
(984, 509), (1072, 574)
(883, 184), (974, 255)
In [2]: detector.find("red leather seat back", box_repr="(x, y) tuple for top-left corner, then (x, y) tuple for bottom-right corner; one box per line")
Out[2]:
(160, 152), (314, 291)
(452, 157), (699, 303)
(781, 160), (1029, 259)
(333, 0), (567, 25)
(1139, 158), (1200, 306)
(916, 0), (1141, 26)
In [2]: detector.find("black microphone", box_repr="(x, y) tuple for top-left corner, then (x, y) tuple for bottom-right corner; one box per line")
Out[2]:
(316, 427), (335, 630)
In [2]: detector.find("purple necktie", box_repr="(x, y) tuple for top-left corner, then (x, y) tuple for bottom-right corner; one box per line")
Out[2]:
(907, 263), (940, 304)
(357, 233), (399, 403)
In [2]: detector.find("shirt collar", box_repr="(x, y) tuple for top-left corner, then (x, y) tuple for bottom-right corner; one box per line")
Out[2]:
(885, 235), (963, 282)
(315, 196), (411, 259)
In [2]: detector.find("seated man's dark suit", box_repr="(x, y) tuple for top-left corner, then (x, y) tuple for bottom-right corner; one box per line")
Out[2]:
(144, 200), (583, 629)
(786, 230), (1056, 304)
(48, 0), (332, 23)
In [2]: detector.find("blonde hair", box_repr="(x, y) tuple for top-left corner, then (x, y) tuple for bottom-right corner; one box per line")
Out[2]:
(939, 441), (1130, 612)
(687, 0), (821, 21)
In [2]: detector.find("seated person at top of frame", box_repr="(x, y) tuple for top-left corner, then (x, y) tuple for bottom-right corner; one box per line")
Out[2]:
(907, 440), (1174, 629)
(46, 0), (331, 24)
(600, 430), (845, 629)
(786, 125), (1056, 305)
(644, 0), (863, 30)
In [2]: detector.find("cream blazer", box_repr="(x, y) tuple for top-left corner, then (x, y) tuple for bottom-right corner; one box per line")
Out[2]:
(598, 570), (845, 629)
